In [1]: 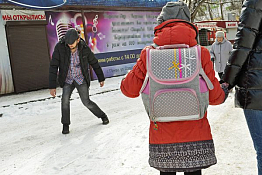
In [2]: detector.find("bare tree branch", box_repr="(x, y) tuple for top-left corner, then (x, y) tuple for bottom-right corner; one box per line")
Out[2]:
(191, 0), (207, 22)
(220, 0), (224, 20)
(184, 0), (243, 21)
(207, 3), (213, 20)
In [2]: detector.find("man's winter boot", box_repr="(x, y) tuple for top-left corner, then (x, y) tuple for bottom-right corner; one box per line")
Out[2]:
(62, 124), (70, 134)
(101, 115), (109, 125)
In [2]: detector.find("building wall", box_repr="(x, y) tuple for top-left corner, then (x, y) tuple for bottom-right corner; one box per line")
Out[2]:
(226, 28), (237, 42)
(0, 11), (14, 94)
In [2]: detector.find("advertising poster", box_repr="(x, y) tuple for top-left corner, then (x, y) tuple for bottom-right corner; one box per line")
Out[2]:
(45, 11), (159, 78)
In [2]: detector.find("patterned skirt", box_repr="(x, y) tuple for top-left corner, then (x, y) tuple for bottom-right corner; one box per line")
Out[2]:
(149, 140), (217, 172)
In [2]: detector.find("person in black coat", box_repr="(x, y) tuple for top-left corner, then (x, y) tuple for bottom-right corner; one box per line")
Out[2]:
(222, 0), (262, 174)
(49, 29), (109, 134)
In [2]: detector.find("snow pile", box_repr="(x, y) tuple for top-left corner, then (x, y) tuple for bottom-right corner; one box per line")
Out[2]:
(0, 76), (257, 175)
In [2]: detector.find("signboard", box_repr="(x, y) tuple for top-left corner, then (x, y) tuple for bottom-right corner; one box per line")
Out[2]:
(225, 22), (238, 28)
(6, 0), (66, 9)
(195, 22), (217, 29)
(46, 11), (159, 78)
(1, 10), (46, 21)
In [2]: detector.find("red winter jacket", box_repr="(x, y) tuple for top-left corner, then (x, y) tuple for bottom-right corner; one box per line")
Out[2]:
(120, 19), (225, 145)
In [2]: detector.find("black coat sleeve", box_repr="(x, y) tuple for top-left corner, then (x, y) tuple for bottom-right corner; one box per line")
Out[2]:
(86, 47), (105, 82)
(49, 44), (60, 89)
(223, 0), (262, 88)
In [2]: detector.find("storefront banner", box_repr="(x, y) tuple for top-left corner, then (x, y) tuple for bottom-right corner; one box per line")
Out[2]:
(6, 0), (66, 9)
(1, 10), (46, 21)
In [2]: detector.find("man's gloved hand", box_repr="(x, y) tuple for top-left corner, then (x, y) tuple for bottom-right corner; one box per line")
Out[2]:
(211, 57), (215, 62)
(221, 83), (229, 102)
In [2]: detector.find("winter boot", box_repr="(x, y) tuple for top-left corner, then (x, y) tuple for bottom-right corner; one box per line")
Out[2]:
(62, 124), (70, 134)
(101, 115), (109, 125)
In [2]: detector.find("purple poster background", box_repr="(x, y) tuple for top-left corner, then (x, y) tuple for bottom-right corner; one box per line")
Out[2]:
(46, 11), (85, 57)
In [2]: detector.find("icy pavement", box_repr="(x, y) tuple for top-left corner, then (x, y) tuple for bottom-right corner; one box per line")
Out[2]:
(0, 76), (257, 175)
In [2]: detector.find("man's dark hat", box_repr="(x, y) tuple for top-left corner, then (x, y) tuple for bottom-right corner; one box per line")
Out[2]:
(65, 29), (79, 45)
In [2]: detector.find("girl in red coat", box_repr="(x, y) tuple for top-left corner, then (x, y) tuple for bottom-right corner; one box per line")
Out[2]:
(121, 1), (227, 175)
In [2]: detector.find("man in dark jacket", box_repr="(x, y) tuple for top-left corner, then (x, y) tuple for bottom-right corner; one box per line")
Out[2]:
(222, 0), (262, 174)
(49, 29), (109, 134)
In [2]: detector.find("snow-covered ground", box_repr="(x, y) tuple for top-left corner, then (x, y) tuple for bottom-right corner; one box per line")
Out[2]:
(0, 75), (257, 175)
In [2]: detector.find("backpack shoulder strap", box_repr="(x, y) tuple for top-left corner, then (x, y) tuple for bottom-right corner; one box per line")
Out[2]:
(199, 68), (214, 90)
(196, 45), (214, 90)
(151, 43), (159, 49)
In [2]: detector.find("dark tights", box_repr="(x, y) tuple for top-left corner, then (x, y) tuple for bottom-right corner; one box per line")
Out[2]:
(160, 170), (201, 175)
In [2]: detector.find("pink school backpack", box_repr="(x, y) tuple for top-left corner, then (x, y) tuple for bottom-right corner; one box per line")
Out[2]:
(140, 44), (214, 123)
